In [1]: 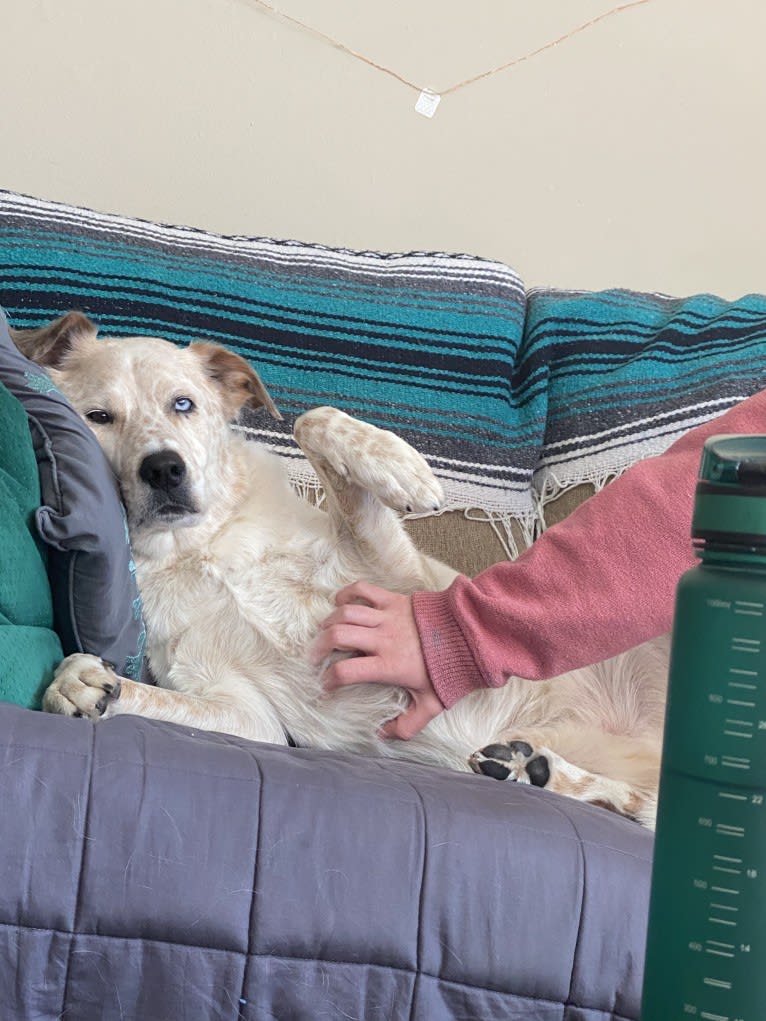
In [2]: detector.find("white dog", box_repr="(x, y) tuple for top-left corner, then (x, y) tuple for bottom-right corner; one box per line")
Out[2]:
(15, 313), (668, 827)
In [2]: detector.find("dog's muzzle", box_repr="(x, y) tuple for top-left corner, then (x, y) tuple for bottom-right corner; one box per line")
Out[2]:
(138, 450), (197, 522)
(139, 450), (187, 491)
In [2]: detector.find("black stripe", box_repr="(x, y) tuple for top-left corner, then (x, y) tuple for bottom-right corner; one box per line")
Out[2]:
(0, 262), (525, 354)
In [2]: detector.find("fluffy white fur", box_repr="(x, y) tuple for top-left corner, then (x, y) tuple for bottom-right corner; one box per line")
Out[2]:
(15, 313), (669, 827)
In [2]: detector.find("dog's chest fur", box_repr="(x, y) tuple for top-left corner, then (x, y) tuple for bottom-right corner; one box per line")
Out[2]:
(137, 527), (336, 666)
(133, 485), (355, 686)
(134, 519), (414, 750)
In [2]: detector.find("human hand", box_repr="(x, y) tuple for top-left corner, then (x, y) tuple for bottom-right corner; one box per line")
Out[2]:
(312, 581), (444, 740)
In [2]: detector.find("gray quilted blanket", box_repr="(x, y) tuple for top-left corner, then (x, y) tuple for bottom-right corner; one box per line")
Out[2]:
(1, 703), (653, 1021)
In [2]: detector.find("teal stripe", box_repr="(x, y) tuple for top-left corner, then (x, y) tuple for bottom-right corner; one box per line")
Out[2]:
(3, 265), (522, 357)
(2, 235), (525, 329)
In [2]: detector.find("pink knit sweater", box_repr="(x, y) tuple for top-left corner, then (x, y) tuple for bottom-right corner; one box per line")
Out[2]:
(412, 391), (766, 709)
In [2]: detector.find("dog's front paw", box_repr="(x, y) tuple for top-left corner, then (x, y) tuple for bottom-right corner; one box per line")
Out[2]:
(295, 407), (444, 514)
(371, 437), (444, 515)
(469, 740), (551, 786)
(43, 654), (122, 720)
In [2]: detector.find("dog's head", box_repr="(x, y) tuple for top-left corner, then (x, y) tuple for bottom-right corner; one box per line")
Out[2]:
(13, 312), (282, 543)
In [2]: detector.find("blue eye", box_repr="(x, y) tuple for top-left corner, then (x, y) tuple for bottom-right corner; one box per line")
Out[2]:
(174, 397), (195, 414)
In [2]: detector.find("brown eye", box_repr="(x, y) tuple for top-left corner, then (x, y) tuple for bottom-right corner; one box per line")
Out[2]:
(86, 410), (113, 425)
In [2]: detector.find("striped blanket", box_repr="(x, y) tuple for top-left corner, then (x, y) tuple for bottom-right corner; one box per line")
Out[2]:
(526, 287), (766, 501)
(1, 190), (765, 540)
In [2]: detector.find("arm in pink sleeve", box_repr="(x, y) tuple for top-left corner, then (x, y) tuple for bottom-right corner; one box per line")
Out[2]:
(412, 390), (766, 709)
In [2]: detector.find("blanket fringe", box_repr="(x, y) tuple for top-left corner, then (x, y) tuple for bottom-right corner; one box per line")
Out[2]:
(285, 462), (639, 564)
(533, 470), (622, 535)
(458, 507), (533, 560)
(287, 470), (537, 562)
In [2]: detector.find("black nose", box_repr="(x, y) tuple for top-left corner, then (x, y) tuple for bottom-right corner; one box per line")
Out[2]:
(139, 450), (187, 491)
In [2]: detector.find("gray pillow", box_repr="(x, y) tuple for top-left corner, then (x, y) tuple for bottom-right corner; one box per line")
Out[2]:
(0, 307), (145, 680)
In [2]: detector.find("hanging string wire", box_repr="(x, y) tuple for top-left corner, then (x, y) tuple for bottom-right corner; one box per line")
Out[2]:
(244, 0), (656, 98)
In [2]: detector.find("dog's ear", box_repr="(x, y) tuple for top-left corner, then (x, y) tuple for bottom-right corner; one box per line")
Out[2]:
(190, 343), (283, 421)
(10, 311), (98, 368)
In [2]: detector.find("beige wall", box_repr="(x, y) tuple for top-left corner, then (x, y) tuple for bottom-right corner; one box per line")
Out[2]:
(3, 0), (764, 298)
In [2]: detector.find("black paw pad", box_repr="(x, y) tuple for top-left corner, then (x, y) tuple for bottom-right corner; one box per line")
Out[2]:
(477, 759), (511, 780)
(507, 740), (534, 758)
(471, 740), (550, 788)
(526, 755), (550, 787)
(479, 743), (516, 761)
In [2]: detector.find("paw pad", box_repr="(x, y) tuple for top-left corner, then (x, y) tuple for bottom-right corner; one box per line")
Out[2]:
(469, 740), (550, 787)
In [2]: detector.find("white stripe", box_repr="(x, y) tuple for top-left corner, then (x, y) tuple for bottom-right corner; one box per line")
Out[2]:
(540, 396), (746, 456)
(533, 410), (742, 491)
(234, 426), (532, 481)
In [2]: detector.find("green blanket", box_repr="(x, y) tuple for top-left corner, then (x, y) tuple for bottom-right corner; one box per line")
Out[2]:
(0, 379), (62, 708)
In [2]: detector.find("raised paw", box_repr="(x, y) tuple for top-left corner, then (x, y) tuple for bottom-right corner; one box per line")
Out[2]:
(469, 740), (551, 787)
(294, 406), (443, 514)
(42, 653), (122, 720)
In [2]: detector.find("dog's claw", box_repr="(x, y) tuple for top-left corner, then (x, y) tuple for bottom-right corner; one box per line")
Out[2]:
(43, 653), (123, 721)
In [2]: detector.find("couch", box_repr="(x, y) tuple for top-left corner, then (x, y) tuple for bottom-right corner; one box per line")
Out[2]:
(2, 189), (766, 1021)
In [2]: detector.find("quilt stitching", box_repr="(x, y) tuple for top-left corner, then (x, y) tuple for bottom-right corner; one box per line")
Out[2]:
(56, 721), (96, 1020)
(233, 746), (264, 1018)
(404, 778), (428, 1021)
(1, 919), (635, 1013)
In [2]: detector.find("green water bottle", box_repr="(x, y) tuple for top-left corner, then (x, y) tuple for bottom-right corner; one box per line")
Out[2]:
(641, 435), (766, 1021)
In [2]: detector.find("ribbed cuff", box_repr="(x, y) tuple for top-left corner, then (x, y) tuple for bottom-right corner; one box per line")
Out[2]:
(411, 589), (487, 709)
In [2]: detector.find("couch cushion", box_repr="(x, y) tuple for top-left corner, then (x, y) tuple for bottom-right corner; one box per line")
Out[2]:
(0, 307), (145, 679)
(0, 379), (63, 708)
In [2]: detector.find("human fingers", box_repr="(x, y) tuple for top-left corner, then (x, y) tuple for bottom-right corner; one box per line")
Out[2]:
(379, 693), (443, 741)
(334, 580), (396, 610)
(322, 654), (393, 691)
(311, 623), (381, 665)
(318, 602), (382, 631)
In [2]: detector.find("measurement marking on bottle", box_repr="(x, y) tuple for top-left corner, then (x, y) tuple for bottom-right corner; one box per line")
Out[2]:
(700, 1012), (730, 1021)
(705, 939), (736, 959)
(731, 641), (760, 655)
(712, 854), (742, 875)
(718, 792), (748, 802)
(725, 698), (756, 708)
(723, 730), (753, 738)
(721, 756), (751, 770)
(709, 903), (738, 912)
(715, 823), (746, 837)
(734, 599), (764, 616)
(735, 596), (763, 612)
(710, 886), (739, 895)
(704, 941), (736, 958)
(704, 977), (734, 990)
(708, 916), (737, 927)
(727, 681), (757, 690)
(729, 667), (758, 675)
